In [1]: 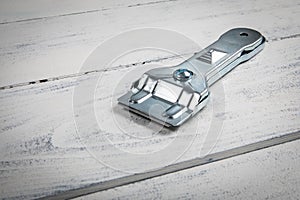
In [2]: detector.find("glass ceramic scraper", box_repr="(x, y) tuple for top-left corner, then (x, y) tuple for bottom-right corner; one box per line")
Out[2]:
(118, 28), (265, 127)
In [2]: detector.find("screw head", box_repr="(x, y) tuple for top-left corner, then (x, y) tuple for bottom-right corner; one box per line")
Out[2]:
(173, 68), (193, 81)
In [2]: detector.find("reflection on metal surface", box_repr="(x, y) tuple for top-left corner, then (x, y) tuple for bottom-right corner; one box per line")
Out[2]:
(118, 28), (265, 127)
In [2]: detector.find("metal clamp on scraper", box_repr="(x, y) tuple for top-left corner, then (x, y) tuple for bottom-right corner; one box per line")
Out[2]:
(118, 28), (265, 127)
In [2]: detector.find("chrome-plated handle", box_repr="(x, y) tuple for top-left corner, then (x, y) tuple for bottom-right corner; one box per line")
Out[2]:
(118, 28), (265, 127)
(184, 28), (265, 85)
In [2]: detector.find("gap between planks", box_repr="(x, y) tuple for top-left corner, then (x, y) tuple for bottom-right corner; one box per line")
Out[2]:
(0, 0), (179, 25)
(0, 33), (299, 91)
(42, 130), (300, 200)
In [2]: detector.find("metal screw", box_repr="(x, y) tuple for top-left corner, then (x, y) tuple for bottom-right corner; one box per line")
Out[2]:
(173, 68), (193, 81)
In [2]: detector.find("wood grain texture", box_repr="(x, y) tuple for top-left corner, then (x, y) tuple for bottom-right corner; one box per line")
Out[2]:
(0, 0), (299, 199)
(0, 36), (299, 199)
(0, 0), (299, 86)
(75, 139), (300, 200)
(0, 0), (177, 23)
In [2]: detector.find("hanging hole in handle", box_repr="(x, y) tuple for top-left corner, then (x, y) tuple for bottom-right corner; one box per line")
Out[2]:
(240, 32), (249, 37)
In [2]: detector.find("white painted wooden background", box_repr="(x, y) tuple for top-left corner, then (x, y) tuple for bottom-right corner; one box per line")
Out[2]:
(78, 139), (300, 200)
(0, 0), (299, 199)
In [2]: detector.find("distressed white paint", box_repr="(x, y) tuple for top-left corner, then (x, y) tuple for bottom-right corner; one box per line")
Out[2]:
(0, 0), (299, 199)
(0, 37), (299, 198)
(0, 0), (299, 86)
(77, 139), (300, 200)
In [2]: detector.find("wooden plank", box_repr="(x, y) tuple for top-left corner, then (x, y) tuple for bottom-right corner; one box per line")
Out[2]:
(45, 131), (300, 199)
(75, 139), (300, 200)
(0, 0), (299, 86)
(0, 0), (175, 24)
(0, 35), (299, 199)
